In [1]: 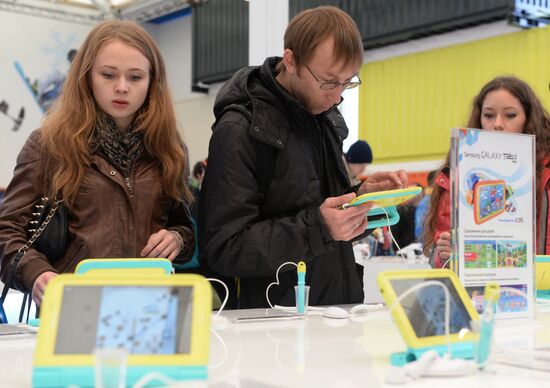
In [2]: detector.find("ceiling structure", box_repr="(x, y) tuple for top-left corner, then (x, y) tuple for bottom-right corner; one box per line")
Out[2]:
(0, 0), (192, 24)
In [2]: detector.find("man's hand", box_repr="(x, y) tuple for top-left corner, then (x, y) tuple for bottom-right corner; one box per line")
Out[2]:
(32, 271), (57, 307)
(357, 170), (408, 195)
(141, 229), (182, 262)
(319, 193), (372, 241)
(435, 232), (452, 265)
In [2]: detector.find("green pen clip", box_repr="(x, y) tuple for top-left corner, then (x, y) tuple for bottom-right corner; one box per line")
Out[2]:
(297, 261), (306, 314)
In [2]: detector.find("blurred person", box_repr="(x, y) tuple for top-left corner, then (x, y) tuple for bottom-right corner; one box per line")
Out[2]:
(392, 183), (424, 251)
(414, 170), (437, 242)
(344, 139), (373, 185)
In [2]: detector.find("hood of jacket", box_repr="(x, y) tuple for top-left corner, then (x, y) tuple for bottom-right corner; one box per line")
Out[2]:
(212, 57), (349, 149)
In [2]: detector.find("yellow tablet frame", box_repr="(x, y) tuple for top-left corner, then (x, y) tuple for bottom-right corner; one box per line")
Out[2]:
(347, 186), (422, 208)
(377, 269), (480, 350)
(34, 273), (212, 368)
(536, 255), (550, 291)
(473, 180), (506, 224)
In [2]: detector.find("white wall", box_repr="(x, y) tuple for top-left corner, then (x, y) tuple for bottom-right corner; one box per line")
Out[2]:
(144, 16), (217, 169)
(0, 11), (90, 187)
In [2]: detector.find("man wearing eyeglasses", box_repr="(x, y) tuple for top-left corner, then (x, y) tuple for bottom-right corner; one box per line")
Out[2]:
(199, 6), (407, 308)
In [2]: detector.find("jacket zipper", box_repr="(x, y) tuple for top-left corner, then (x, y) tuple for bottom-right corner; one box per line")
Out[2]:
(340, 243), (349, 302)
(124, 176), (135, 199)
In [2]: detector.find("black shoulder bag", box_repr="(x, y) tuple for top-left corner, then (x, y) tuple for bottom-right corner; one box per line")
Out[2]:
(0, 197), (67, 322)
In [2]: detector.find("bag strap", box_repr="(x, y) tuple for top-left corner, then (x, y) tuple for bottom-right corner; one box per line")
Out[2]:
(23, 197), (63, 254)
(0, 198), (62, 305)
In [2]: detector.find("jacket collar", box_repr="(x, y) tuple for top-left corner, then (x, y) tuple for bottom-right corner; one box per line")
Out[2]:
(213, 57), (348, 149)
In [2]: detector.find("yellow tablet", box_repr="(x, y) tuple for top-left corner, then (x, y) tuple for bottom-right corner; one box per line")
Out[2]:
(473, 180), (506, 224)
(346, 186), (422, 208)
(32, 273), (212, 387)
(536, 255), (550, 291)
(377, 269), (479, 350)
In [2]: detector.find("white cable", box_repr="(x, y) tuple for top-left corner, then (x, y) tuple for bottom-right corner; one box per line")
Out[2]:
(378, 207), (406, 262)
(388, 280), (451, 356)
(441, 257), (452, 269)
(132, 371), (177, 388)
(265, 261), (298, 308)
(206, 278), (229, 316)
(208, 328), (228, 369)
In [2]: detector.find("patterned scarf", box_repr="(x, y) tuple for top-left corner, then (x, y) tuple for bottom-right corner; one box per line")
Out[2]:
(93, 113), (145, 177)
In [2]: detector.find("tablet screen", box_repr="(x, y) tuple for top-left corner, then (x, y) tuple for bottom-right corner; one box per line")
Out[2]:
(389, 278), (472, 337)
(54, 286), (193, 355)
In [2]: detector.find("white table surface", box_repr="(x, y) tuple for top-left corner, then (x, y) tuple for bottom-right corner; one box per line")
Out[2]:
(2, 305), (550, 387)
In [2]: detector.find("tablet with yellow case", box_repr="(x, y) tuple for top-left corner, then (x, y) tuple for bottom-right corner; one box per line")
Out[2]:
(377, 269), (479, 351)
(346, 186), (422, 208)
(344, 187), (422, 228)
(32, 273), (212, 387)
(536, 255), (550, 291)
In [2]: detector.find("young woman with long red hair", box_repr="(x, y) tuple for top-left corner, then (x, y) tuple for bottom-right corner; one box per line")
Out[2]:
(423, 76), (550, 267)
(0, 20), (194, 306)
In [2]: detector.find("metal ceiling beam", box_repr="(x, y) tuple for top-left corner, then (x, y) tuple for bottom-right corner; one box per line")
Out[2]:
(91, 0), (114, 17)
(120, 0), (190, 22)
(0, 0), (102, 23)
(0, 0), (191, 23)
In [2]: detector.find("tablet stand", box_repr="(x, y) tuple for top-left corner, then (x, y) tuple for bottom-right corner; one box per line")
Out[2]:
(367, 206), (400, 229)
(389, 342), (475, 366)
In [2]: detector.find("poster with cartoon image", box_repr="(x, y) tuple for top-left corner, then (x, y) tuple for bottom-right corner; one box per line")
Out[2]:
(451, 128), (535, 320)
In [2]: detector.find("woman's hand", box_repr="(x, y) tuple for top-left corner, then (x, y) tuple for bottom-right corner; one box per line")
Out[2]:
(435, 232), (452, 266)
(141, 229), (182, 262)
(32, 271), (58, 306)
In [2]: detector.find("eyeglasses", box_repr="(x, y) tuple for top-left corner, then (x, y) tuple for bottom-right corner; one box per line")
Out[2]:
(305, 64), (361, 90)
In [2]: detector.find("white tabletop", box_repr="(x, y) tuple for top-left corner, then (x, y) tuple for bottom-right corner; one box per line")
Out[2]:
(2, 306), (550, 387)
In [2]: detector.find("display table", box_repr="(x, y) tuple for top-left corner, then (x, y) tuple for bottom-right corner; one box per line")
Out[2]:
(1, 306), (550, 387)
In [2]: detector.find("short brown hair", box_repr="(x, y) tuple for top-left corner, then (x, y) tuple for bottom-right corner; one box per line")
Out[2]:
(277, 6), (363, 72)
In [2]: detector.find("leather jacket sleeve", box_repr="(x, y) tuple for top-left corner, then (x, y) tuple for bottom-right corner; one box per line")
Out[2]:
(0, 130), (55, 292)
(166, 199), (195, 265)
(199, 118), (335, 278)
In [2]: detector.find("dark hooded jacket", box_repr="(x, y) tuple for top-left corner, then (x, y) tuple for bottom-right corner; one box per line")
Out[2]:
(199, 57), (363, 308)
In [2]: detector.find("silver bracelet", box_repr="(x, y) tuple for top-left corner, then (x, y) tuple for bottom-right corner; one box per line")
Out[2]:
(169, 230), (184, 252)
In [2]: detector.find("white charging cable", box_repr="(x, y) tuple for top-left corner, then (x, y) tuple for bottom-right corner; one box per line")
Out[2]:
(206, 278), (229, 316)
(388, 280), (451, 356)
(378, 207), (406, 262)
(132, 371), (177, 388)
(441, 257), (453, 269)
(266, 261), (298, 308)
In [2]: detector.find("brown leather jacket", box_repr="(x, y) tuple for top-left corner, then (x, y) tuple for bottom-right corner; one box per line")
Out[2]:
(0, 130), (195, 292)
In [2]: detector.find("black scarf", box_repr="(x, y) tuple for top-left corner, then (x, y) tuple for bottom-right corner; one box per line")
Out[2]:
(93, 113), (144, 177)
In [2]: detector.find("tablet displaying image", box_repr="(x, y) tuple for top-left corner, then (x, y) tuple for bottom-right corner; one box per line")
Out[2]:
(377, 269), (479, 349)
(55, 285), (193, 355)
(473, 180), (506, 224)
(388, 278), (471, 338)
(33, 273), (212, 387)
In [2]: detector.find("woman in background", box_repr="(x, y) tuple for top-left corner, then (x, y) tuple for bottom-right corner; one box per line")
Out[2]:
(423, 76), (550, 267)
(0, 20), (195, 306)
